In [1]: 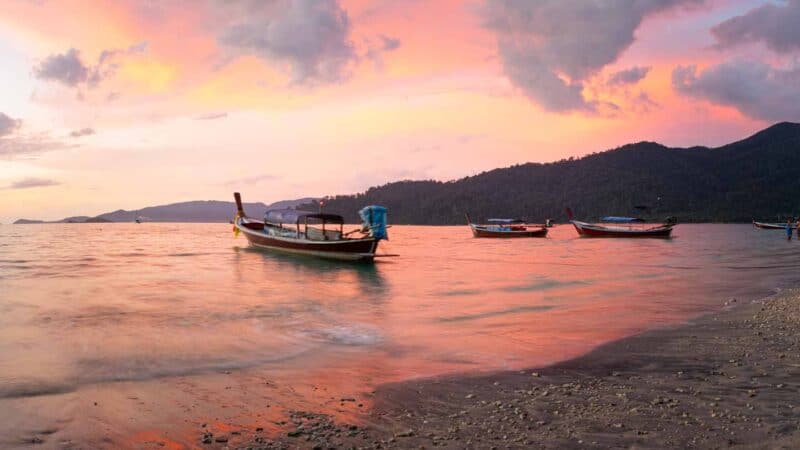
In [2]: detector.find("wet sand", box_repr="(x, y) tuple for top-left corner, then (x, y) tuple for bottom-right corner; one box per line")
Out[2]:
(209, 289), (800, 449)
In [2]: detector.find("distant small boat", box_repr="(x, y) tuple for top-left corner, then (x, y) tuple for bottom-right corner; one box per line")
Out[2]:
(566, 209), (676, 238)
(753, 220), (795, 230)
(233, 192), (388, 262)
(465, 214), (548, 238)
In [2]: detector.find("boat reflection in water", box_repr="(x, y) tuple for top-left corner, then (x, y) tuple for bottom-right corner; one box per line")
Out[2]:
(233, 244), (388, 297)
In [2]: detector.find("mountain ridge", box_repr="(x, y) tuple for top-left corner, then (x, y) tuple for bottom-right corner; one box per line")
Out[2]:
(13, 198), (316, 224)
(306, 122), (800, 224)
(13, 123), (800, 224)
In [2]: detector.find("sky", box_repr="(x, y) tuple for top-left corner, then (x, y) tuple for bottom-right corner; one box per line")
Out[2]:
(1, 0), (799, 222)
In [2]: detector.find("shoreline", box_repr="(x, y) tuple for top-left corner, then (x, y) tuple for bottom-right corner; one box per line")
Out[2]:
(219, 289), (800, 449)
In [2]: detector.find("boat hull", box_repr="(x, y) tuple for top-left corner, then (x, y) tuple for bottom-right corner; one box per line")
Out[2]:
(571, 220), (674, 238)
(753, 221), (794, 230)
(236, 219), (379, 261)
(470, 224), (548, 238)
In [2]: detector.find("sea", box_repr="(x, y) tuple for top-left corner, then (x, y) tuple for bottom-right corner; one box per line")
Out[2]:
(1, 223), (799, 448)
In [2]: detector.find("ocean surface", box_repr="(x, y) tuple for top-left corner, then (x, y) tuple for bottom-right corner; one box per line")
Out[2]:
(1, 223), (799, 448)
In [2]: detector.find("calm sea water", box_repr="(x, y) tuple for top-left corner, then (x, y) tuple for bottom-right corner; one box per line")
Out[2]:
(1, 223), (799, 447)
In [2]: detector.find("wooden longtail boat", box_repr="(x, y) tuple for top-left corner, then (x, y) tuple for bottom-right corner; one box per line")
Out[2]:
(465, 214), (548, 238)
(566, 209), (676, 238)
(753, 221), (796, 230)
(233, 193), (387, 262)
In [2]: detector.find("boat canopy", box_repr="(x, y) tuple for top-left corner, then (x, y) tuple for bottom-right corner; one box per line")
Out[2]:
(601, 216), (645, 223)
(264, 209), (344, 225)
(487, 218), (526, 224)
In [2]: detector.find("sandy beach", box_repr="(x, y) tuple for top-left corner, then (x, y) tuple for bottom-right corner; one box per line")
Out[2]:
(203, 289), (800, 449)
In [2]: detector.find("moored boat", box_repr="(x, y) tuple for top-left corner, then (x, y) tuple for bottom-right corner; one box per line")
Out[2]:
(233, 193), (388, 262)
(753, 220), (795, 230)
(566, 209), (676, 238)
(466, 214), (548, 238)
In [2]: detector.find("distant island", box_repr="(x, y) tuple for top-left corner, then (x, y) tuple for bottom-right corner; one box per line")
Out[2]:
(14, 122), (800, 225)
(13, 198), (316, 224)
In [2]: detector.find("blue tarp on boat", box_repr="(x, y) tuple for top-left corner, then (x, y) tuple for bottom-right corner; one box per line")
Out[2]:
(488, 218), (526, 224)
(359, 205), (388, 240)
(486, 226), (514, 231)
(601, 216), (645, 223)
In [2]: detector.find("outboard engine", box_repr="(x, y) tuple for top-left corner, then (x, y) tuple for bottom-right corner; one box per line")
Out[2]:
(358, 205), (388, 240)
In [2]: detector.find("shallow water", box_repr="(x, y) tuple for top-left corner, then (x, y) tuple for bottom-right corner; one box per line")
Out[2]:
(1, 223), (799, 447)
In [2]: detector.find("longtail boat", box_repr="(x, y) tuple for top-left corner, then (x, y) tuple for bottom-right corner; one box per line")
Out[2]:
(566, 208), (676, 238)
(233, 193), (388, 262)
(753, 221), (796, 230)
(465, 214), (548, 238)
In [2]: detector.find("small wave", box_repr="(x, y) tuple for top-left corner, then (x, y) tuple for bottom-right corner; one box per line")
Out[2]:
(299, 324), (383, 346)
(0, 264), (31, 271)
(0, 352), (312, 399)
(501, 278), (589, 293)
(438, 288), (482, 297)
(0, 348), (318, 399)
(438, 304), (556, 323)
(75, 351), (314, 384)
(723, 263), (800, 270)
(28, 271), (84, 279)
(0, 381), (76, 399)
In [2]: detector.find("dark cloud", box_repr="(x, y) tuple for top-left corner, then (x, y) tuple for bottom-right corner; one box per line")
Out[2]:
(638, 91), (658, 107)
(608, 66), (651, 86)
(194, 112), (228, 120)
(34, 41), (148, 88)
(33, 48), (111, 88)
(5, 177), (60, 190)
(379, 35), (400, 52)
(218, 0), (357, 85)
(366, 34), (401, 70)
(479, 0), (703, 112)
(0, 114), (73, 158)
(355, 0), (427, 20)
(631, 91), (659, 113)
(33, 48), (90, 86)
(0, 133), (72, 158)
(98, 40), (149, 64)
(128, 40), (149, 54)
(69, 127), (95, 138)
(0, 112), (21, 137)
(672, 60), (800, 122)
(712, 1), (800, 53)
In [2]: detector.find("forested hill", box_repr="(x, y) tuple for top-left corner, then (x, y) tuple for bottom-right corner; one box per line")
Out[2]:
(311, 122), (800, 224)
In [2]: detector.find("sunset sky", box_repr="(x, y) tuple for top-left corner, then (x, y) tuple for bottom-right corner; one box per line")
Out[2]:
(1, 0), (799, 222)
